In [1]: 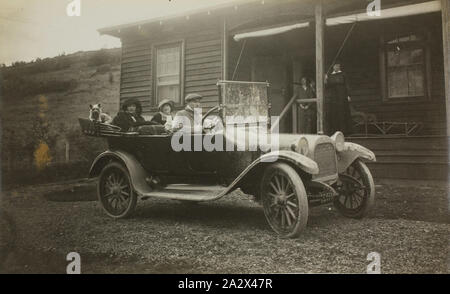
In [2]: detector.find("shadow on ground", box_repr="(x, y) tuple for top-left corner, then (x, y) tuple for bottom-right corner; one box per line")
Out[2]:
(42, 178), (449, 224)
(42, 182), (97, 202)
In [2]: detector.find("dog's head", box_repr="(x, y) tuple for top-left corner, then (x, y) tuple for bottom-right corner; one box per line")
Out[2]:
(89, 104), (103, 121)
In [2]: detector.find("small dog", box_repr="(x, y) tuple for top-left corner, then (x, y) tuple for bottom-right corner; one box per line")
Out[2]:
(89, 104), (112, 124)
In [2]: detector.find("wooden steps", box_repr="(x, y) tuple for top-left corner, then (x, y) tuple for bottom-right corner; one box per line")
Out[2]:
(348, 136), (449, 180)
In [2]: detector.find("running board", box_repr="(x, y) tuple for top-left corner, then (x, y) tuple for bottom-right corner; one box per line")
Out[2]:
(139, 184), (227, 202)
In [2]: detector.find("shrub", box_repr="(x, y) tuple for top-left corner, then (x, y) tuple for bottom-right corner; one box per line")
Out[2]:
(1, 76), (78, 99)
(87, 49), (113, 67)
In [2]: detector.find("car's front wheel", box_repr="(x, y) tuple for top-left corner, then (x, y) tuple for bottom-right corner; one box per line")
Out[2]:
(98, 162), (137, 219)
(260, 163), (309, 238)
(333, 159), (375, 218)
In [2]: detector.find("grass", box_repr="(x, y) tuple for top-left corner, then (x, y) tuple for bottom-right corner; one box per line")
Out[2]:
(1, 49), (121, 185)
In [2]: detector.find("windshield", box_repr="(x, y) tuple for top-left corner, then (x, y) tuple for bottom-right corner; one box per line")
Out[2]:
(218, 81), (270, 127)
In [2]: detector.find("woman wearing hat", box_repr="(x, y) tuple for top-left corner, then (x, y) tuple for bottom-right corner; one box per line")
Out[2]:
(112, 98), (149, 131)
(325, 61), (352, 135)
(150, 99), (175, 128)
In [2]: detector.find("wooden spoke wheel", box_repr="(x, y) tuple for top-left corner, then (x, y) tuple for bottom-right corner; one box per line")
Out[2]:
(98, 162), (137, 219)
(261, 163), (308, 238)
(333, 159), (375, 219)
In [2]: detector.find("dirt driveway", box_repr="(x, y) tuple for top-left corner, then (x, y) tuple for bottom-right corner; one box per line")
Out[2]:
(0, 178), (448, 274)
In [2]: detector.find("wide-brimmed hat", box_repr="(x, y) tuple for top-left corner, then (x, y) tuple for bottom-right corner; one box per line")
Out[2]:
(121, 98), (142, 115)
(185, 93), (203, 103)
(158, 99), (175, 111)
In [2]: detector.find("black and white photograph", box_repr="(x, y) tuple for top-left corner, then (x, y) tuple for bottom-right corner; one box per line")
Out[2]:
(0, 0), (449, 276)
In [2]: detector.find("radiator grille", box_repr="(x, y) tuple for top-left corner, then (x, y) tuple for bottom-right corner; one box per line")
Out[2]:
(314, 143), (337, 178)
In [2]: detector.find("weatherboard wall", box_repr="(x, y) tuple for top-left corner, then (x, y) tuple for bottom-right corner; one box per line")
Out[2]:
(119, 19), (223, 114)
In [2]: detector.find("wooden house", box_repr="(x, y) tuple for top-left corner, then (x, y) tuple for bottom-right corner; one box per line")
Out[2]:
(99, 0), (449, 180)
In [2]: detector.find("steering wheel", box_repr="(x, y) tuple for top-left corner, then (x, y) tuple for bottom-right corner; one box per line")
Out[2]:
(202, 106), (223, 134)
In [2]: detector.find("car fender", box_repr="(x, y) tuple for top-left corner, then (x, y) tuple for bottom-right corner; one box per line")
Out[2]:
(337, 142), (376, 173)
(258, 150), (319, 175)
(89, 150), (149, 196)
(222, 150), (319, 195)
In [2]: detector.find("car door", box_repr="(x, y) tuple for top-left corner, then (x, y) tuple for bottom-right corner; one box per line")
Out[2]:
(166, 132), (221, 176)
(134, 135), (172, 173)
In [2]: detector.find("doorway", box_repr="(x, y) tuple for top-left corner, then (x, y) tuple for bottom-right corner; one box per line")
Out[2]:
(251, 55), (291, 133)
(230, 29), (316, 134)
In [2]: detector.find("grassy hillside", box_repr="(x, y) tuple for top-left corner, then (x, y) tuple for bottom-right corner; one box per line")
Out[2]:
(1, 49), (122, 187)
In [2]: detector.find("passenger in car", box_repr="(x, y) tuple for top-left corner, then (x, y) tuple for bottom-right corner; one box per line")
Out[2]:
(172, 93), (203, 133)
(112, 98), (150, 132)
(150, 99), (174, 131)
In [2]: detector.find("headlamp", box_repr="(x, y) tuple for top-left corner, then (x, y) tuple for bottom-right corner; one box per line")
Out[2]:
(332, 132), (345, 152)
(296, 137), (309, 156)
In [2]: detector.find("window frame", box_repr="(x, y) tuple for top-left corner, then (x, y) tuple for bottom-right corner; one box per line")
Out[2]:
(152, 40), (185, 109)
(379, 31), (432, 102)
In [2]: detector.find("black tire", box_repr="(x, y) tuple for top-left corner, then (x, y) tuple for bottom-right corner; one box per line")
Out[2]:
(333, 159), (375, 219)
(98, 162), (137, 219)
(260, 163), (309, 238)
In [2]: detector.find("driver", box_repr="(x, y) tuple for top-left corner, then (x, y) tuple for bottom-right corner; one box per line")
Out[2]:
(172, 93), (203, 133)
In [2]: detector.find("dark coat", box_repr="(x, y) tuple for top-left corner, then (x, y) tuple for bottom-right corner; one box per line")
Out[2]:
(112, 111), (146, 131)
(295, 85), (317, 134)
(150, 112), (173, 126)
(326, 71), (352, 135)
(112, 98), (152, 131)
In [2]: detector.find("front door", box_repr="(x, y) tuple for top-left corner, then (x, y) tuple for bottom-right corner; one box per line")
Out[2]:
(251, 56), (290, 133)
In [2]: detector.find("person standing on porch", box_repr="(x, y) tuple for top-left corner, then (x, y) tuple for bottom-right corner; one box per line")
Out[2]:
(325, 61), (352, 135)
(295, 77), (317, 134)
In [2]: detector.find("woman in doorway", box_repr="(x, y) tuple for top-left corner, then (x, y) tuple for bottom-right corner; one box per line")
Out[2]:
(325, 61), (352, 135)
(295, 77), (317, 134)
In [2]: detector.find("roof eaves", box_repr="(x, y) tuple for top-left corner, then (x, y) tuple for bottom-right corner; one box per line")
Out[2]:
(97, 0), (261, 36)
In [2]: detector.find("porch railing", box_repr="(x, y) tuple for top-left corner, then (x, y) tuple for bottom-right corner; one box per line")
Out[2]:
(274, 96), (424, 136)
(270, 94), (318, 133)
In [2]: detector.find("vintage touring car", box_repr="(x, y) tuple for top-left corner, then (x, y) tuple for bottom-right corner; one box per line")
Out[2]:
(79, 81), (375, 238)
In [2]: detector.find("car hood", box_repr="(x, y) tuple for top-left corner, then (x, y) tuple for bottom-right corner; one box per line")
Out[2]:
(276, 133), (334, 153)
(222, 127), (333, 156)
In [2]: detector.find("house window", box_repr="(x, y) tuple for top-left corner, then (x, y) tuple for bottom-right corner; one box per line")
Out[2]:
(155, 43), (182, 105)
(383, 32), (428, 100)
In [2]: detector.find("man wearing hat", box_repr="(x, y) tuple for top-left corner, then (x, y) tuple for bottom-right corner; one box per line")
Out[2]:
(172, 93), (203, 133)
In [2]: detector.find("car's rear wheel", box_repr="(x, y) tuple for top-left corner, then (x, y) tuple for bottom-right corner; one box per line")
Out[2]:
(333, 159), (375, 218)
(98, 162), (137, 219)
(261, 163), (308, 238)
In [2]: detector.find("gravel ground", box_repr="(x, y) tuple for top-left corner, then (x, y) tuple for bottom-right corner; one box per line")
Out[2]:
(0, 178), (448, 274)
